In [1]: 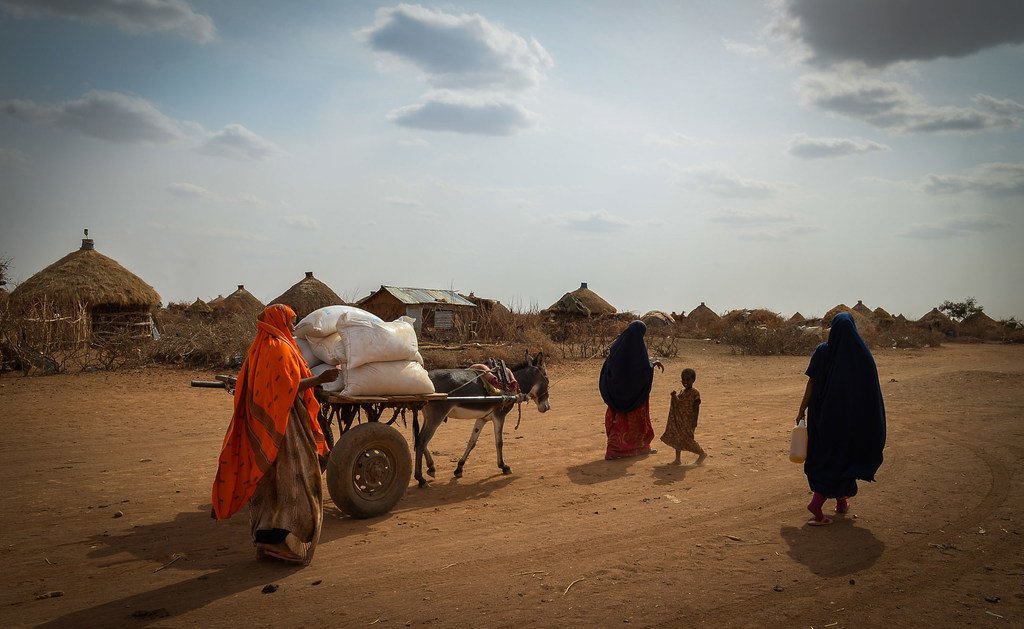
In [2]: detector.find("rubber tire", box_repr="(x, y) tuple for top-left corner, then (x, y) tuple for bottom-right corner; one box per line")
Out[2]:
(326, 422), (411, 519)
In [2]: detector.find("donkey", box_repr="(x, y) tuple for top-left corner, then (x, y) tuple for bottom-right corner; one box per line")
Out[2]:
(413, 351), (550, 487)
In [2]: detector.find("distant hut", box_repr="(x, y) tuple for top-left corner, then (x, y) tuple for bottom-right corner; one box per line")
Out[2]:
(958, 310), (999, 339)
(685, 302), (721, 330)
(462, 292), (512, 315)
(788, 312), (806, 324)
(822, 304), (872, 329)
(357, 285), (476, 334)
(641, 310), (674, 328)
(546, 282), (616, 318)
(895, 313), (908, 323)
(852, 300), (873, 316)
(822, 303), (851, 323)
(670, 310), (687, 323)
(208, 294), (225, 309)
(873, 306), (892, 319)
(269, 271), (345, 321)
(221, 285), (264, 316)
(723, 309), (783, 326)
(917, 308), (955, 336)
(185, 298), (212, 318)
(872, 306), (895, 328)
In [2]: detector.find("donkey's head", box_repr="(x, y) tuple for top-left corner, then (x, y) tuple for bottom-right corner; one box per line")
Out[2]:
(515, 350), (550, 413)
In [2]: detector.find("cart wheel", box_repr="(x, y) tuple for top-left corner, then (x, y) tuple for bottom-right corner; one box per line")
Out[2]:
(326, 422), (411, 519)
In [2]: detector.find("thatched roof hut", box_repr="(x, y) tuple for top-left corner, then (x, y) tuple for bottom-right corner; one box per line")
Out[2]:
(917, 308), (955, 336)
(686, 302), (721, 329)
(723, 309), (783, 326)
(185, 298), (212, 317)
(822, 304), (851, 323)
(547, 282), (616, 317)
(462, 292), (512, 315)
(641, 310), (674, 327)
(959, 310), (999, 338)
(221, 284), (264, 316)
(873, 306), (892, 319)
(788, 312), (806, 324)
(852, 300), (873, 316)
(9, 237), (160, 338)
(208, 294), (225, 309)
(269, 271), (344, 321)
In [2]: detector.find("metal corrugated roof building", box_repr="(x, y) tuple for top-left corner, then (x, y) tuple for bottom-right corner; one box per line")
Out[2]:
(365, 286), (476, 307)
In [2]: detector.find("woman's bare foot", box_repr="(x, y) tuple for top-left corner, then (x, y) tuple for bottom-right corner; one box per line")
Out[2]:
(695, 452), (707, 466)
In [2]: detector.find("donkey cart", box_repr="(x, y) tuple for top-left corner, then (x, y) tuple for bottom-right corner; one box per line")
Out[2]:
(191, 375), (529, 519)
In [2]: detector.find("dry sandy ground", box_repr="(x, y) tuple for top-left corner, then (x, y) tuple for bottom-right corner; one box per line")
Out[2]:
(1, 339), (1022, 628)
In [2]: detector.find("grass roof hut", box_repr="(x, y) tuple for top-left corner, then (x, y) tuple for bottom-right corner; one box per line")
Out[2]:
(685, 302), (721, 330)
(221, 284), (264, 316)
(641, 310), (674, 327)
(852, 300), (873, 316)
(788, 312), (806, 324)
(822, 304), (873, 330)
(547, 282), (616, 318)
(917, 308), (955, 336)
(822, 303), (851, 323)
(959, 310), (999, 339)
(269, 271), (345, 321)
(185, 298), (213, 318)
(873, 306), (892, 319)
(9, 237), (160, 341)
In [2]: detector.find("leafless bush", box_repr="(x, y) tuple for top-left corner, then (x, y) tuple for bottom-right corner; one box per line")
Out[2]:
(147, 311), (256, 367)
(721, 323), (822, 356)
(0, 298), (92, 374)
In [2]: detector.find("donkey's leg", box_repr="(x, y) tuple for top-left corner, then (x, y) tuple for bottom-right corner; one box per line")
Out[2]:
(414, 408), (445, 488)
(492, 415), (511, 474)
(454, 418), (489, 478)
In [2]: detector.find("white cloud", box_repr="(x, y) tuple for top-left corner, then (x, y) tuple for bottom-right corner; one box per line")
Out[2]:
(557, 210), (629, 233)
(798, 74), (1020, 134)
(384, 196), (424, 208)
(722, 38), (767, 58)
(671, 164), (783, 198)
(781, 0), (1024, 68)
(2, 90), (184, 143)
(707, 208), (797, 227)
(788, 133), (889, 159)
(359, 3), (553, 91)
(922, 162), (1024, 197)
(168, 182), (216, 200)
(897, 214), (1010, 239)
(973, 94), (1024, 116)
(386, 92), (536, 136)
(0, 0), (215, 43)
(644, 132), (708, 149)
(196, 124), (281, 161)
(283, 215), (320, 230)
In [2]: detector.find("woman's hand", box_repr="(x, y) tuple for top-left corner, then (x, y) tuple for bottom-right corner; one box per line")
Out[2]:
(795, 410), (805, 425)
(652, 360), (665, 373)
(317, 368), (340, 385)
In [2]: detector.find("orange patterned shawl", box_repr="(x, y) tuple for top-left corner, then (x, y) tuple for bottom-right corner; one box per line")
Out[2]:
(211, 304), (327, 520)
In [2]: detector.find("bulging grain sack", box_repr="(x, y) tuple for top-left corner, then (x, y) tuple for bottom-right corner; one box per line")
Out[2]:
(294, 305), (382, 339)
(337, 314), (423, 370)
(311, 362), (345, 393)
(295, 337), (321, 368)
(306, 332), (346, 366)
(342, 360), (435, 397)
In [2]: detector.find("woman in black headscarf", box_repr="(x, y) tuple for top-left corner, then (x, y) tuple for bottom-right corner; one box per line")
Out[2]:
(600, 320), (664, 460)
(795, 312), (886, 525)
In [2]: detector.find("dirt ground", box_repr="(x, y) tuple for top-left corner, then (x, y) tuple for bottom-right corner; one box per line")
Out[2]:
(1, 339), (1022, 628)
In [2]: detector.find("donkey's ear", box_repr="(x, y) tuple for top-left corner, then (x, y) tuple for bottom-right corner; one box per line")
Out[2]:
(524, 349), (531, 363)
(535, 351), (545, 366)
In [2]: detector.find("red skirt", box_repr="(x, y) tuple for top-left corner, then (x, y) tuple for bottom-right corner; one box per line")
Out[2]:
(605, 400), (655, 460)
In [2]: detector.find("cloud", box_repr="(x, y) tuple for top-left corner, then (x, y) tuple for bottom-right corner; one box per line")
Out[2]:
(898, 214), (1010, 239)
(196, 124), (281, 161)
(0, 147), (28, 168)
(0, 0), (215, 43)
(359, 3), (553, 91)
(798, 75), (1020, 133)
(283, 215), (320, 230)
(671, 165), (782, 198)
(722, 38), (767, 58)
(386, 92), (536, 135)
(781, 0), (1024, 68)
(384, 196), (424, 208)
(168, 182), (268, 206)
(707, 208), (797, 227)
(644, 132), (708, 149)
(557, 210), (629, 233)
(1, 90), (184, 143)
(788, 133), (889, 159)
(922, 162), (1024, 197)
(973, 94), (1024, 116)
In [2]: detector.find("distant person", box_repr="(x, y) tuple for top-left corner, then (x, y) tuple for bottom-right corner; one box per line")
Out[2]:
(795, 312), (886, 525)
(211, 304), (339, 563)
(660, 367), (707, 465)
(600, 320), (664, 460)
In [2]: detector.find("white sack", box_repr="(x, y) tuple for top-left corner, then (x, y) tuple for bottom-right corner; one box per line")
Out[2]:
(338, 314), (423, 370)
(294, 305), (382, 339)
(311, 362), (345, 393)
(295, 337), (321, 368)
(306, 332), (347, 366)
(342, 360), (435, 397)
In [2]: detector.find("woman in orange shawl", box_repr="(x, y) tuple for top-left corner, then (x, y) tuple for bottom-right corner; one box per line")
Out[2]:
(211, 304), (338, 564)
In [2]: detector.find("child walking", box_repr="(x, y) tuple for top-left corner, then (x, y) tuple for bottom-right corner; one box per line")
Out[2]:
(660, 368), (707, 465)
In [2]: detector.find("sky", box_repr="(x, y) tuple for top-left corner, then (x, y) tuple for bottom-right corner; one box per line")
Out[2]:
(1, 0), (1022, 319)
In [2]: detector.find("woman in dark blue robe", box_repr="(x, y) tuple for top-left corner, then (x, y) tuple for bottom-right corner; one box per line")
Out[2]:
(795, 312), (886, 525)
(600, 320), (664, 459)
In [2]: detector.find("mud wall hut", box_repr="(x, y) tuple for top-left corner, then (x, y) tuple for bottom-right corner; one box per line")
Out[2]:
(269, 271), (345, 321)
(357, 285), (476, 334)
(9, 237), (160, 341)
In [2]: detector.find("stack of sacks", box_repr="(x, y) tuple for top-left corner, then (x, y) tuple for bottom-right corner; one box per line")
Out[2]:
(292, 305), (434, 396)
(335, 313), (434, 396)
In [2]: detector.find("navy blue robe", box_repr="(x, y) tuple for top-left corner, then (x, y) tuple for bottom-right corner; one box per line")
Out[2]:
(599, 320), (654, 413)
(804, 313), (886, 498)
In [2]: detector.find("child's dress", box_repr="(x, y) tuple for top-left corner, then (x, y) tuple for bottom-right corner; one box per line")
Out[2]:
(660, 388), (703, 454)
